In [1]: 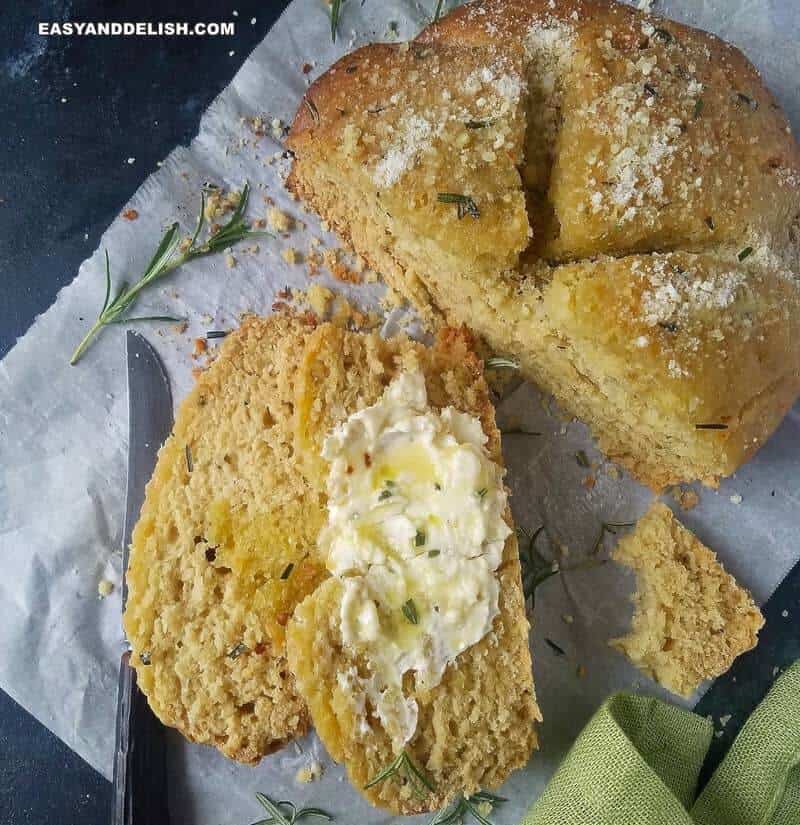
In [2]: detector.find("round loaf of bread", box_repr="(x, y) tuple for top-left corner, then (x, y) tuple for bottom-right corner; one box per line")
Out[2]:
(287, 0), (800, 490)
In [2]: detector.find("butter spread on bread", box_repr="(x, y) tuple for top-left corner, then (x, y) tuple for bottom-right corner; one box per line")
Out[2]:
(321, 371), (510, 748)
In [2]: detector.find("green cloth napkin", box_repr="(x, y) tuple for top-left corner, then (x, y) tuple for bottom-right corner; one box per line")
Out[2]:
(523, 660), (800, 825)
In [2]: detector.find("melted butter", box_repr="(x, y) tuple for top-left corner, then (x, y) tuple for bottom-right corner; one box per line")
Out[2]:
(320, 371), (510, 747)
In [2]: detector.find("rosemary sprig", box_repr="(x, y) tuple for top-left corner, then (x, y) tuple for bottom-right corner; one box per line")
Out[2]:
(364, 750), (434, 798)
(252, 793), (333, 825)
(516, 525), (558, 607)
(429, 791), (507, 825)
(70, 183), (264, 365)
(485, 356), (519, 371)
(437, 192), (480, 219)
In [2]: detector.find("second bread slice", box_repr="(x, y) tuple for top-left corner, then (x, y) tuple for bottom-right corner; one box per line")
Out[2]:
(287, 324), (541, 814)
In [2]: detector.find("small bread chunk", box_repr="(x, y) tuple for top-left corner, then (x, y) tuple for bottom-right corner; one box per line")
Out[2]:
(287, 0), (800, 490)
(287, 325), (540, 814)
(611, 502), (763, 697)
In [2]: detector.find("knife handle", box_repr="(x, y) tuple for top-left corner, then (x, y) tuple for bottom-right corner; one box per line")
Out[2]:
(112, 651), (172, 825)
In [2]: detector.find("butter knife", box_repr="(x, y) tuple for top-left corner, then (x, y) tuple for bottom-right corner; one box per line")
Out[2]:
(112, 331), (173, 825)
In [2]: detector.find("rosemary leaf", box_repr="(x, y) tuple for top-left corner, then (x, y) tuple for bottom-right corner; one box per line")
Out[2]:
(280, 563), (294, 580)
(365, 750), (434, 797)
(436, 192), (480, 219)
(330, 0), (343, 42)
(402, 598), (419, 625)
(185, 444), (193, 473)
(576, 450), (590, 468)
(228, 642), (249, 660)
(433, 0), (446, 22)
(485, 356), (519, 370)
(695, 422), (729, 430)
(545, 637), (566, 656)
(738, 245), (754, 261)
(206, 330), (229, 339)
(303, 96), (321, 125)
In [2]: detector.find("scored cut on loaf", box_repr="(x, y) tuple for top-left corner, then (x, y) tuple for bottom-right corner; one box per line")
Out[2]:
(287, 0), (800, 491)
(611, 502), (763, 697)
(124, 313), (540, 785)
(286, 323), (540, 814)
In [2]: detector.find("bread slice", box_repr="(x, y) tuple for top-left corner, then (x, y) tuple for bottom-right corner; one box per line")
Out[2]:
(610, 502), (763, 697)
(287, 0), (800, 490)
(124, 314), (540, 781)
(286, 324), (540, 814)
(123, 314), (323, 762)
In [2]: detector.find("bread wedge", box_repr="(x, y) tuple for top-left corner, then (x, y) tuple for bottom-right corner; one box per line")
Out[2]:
(611, 502), (763, 697)
(286, 324), (540, 814)
(124, 314), (540, 786)
(287, 0), (800, 490)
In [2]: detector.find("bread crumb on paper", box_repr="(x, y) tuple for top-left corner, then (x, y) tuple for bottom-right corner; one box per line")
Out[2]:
(295, 760), (324, 784)
(98, 579), (114, 598)
(268, 207), (294, 233)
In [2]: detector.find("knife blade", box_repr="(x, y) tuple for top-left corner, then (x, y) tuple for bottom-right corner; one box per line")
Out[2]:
(112, 331), (173, 825)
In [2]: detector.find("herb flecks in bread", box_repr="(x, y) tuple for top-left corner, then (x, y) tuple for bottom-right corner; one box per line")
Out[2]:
(287, 0), (800, 490)
(286, 326), (540, 815)
(611, 502), (763, 697)
(124, 316), (540, 783)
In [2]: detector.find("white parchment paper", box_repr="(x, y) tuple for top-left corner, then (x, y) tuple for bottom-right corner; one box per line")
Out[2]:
(1, 2), (798, 823)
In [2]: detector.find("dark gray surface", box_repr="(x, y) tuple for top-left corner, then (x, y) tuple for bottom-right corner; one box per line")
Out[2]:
(0, 3), (287, 823)
(0, 2), (798, 824)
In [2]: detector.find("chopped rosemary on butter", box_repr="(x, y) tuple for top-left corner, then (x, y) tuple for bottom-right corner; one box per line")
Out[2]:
(738, 246), (754, 261)
(415, 529), (426, 547)
(364, 750), (434, 798)
(402, 599), (419, 625)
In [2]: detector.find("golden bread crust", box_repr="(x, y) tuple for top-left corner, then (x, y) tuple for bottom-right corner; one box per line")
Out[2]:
(287, 0), (800, 490)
